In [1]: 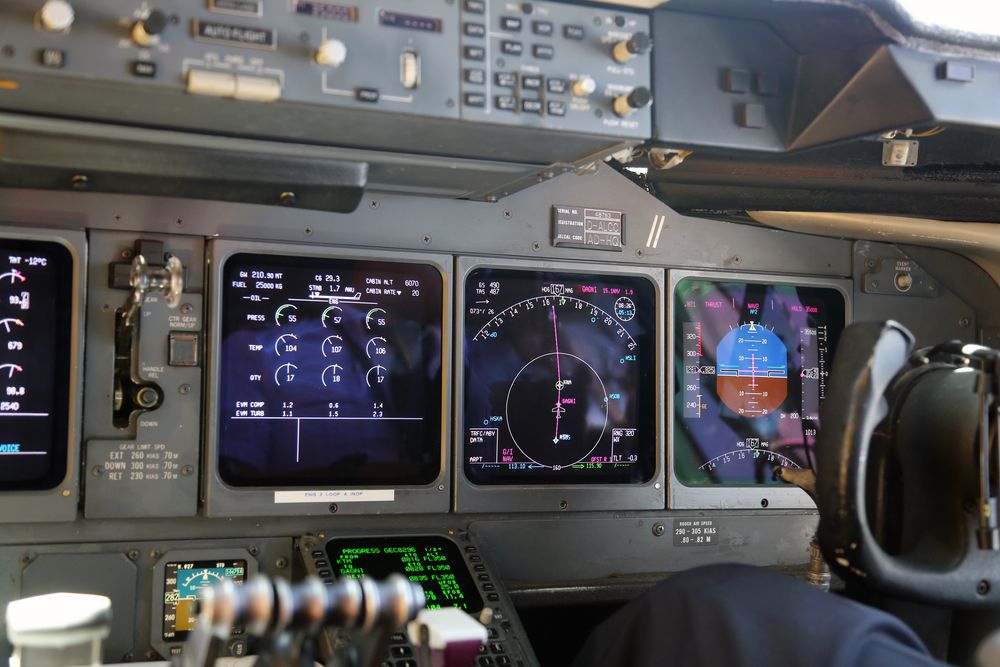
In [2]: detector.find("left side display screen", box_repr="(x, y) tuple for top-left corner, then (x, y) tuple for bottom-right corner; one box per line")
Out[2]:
(0, 239), (73, 491)
(218, 253), (444, 487)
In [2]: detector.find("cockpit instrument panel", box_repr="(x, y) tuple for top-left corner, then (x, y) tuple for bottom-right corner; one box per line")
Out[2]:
(0, 239), (73, 492)
(205, 242), (450, 517)
(456, 259), (663, 512)
(669, 272), (848, 508)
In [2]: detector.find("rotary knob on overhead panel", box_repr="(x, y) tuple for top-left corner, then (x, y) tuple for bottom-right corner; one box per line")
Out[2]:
(613, 86), (652, 117)
(132, 9), (167, 47)
(315, 38), (347, 67)
(571, 76), (596, 97)
(612, 32), (651, 64)
(38, 0), (74, 32)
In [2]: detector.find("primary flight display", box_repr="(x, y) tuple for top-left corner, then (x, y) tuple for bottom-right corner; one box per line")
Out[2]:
(673, 277), (845, 486)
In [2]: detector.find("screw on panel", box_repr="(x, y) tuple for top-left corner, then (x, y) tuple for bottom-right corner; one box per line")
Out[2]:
(979, 580), (991, 596)
(635, 249), (644, 258)
(652, 522), (666, 537)
(559, 500), (569, 510)
(865, 258), (877, 270)
(760, 498), (769, 508)
(732, 255), (742, 265)
(446, 99), (455, 108)
(121, 248), (133, 259)
(150, 550), (160, 560)
(438, 484), (445, 491)
(422, 235), (432, 245)
(369, 199), (380, 209)
(71, 174), (89, 191)
(180, 302), (194, 314)
(181, 465), (193, 476)
(870, 280), (879, 290)
(275, 557), (289, 570)
(279, 192), (297, 206)
(176, 218), (183, 227)
(531, 242), (541, 251)
(502, 209), (512, 219)
(126, 549), (140, 561)
(248, 545), (259, 556)
(178, 384), (191, 395)
(329, 503), (339, 514)
(960, 317), (971, 328)
(92, 466), (104, 477)
(20, 552), (35, 564)
(304, 226), (313, 236)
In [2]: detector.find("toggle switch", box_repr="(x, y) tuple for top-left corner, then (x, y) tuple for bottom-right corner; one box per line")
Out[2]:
(400, 50), (420, 90)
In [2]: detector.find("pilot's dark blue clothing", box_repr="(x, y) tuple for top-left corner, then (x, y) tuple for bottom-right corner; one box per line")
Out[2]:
(572, 564), (945, 666)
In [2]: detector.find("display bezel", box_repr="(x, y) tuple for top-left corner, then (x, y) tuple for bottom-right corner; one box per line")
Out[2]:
(667, 269), (852, 509)
(0, 227), (83, 523)
(454, 256), (665, 513)
(203, 240), (452, 517)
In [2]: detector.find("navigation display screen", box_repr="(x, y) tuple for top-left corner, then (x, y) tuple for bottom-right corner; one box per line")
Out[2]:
(327, 536), (483, 612)
(162, 559), (247, 641)
(463, 268), (656, 485)
(0, 239), (73, 491)
(217, 253), (443, 487)
(673, 278), (845, 486)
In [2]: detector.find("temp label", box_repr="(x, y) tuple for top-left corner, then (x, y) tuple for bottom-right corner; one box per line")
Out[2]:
(673, 519), (718, 546)
(273, 489), (395, 503)
(551, 205), (624, 251)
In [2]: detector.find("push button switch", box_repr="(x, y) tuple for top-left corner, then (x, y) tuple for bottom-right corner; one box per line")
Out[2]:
(168, 332), (200, 367)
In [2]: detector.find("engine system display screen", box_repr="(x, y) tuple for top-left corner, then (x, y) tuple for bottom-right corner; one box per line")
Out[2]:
(327, 536), (483, 612)
(0, 240), (73, 491)
(463, 268), (656, 485)
(673, 278), (845, 486)
(162, 559), (247, 641)
(217, 253), (443, 487)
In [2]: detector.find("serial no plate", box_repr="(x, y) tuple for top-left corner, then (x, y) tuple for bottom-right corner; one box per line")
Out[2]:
(551, 205), (624, 251)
